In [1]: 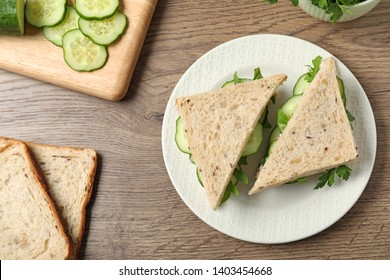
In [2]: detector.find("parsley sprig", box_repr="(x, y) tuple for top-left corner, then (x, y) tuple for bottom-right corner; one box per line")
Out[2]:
(314, 165), (352, 189)
(265, 0), (366, 23)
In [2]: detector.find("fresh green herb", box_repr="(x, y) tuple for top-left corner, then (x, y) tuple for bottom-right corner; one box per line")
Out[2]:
(305, 56), (322, 83)
(277, 109), (289, 132)
(233, 169), (249, 184)
(287, 177), (308, 184)
(346, 108), (355, 123)
(314, 164), (352, 189)
(221, 181), (239, 204)
(265, 0), (366, 23)
(253, 67), (264, 80)
(336, 164), (352, 180)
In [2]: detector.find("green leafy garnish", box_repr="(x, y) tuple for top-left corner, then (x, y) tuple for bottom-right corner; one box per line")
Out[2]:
(305, 55), (322, 83)
(277, 109), (289, 132)
(233, 169), (249, 184)
(314, 165), (352, 189)
(346, 108), (355, 123)
(287, 177), (308, 184)
(336, 164), (352, 180)
(264, 0), (366, 23)
(221, 181), (239, 204)
(253, 67), (264, 80)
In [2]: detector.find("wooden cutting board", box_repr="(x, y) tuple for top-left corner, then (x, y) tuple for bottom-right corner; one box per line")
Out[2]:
(0, 0), (157, 101)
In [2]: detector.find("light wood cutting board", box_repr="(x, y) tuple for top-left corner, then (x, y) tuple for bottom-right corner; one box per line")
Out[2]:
(0, 0), (157, 101)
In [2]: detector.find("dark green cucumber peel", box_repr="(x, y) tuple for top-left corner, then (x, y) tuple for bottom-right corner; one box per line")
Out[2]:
(0, 0), (25, 35)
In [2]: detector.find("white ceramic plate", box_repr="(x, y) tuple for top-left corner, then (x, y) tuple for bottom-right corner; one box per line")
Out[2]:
(161, 34), (376, 244)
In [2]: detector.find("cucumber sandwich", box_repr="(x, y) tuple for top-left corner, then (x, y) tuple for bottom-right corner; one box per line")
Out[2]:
(249, 57), (358, 195)
(175, 74), (287, 209)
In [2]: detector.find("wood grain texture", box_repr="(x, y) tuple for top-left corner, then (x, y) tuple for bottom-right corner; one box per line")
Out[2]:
(0, 0), (157, 101)
(0, 0), (389, 260)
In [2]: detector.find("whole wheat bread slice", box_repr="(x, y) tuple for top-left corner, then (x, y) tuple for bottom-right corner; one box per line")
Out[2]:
(0, 142), (71, 259)
(176, 75), (287, 209)
(0, 137), (97, 259)
(249, 58), (358, 195)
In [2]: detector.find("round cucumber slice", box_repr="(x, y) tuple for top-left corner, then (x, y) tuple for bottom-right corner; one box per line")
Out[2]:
(0, 0), (25, 35)
(25, 0), (67, 28)
(78, 10), (127, 46)
(75, 0), (119, 20)
(293, 73), (311, 95)
(268, 126), (281, 145)
(175, 117), (191, 154)
(242, 122), (263, 156)
(43, 7), (80, 46)
(337, 77), (346, 106)
(62, 29), (108, 72)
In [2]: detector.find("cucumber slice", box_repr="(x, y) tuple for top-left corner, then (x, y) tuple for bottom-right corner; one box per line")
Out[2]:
(75, 0), (119, 20)
(242, 122), (263, 156)
(280, 95), (302, 119)
(78, 11), (127, 46)
(62, 29), (108, 72)
(189, 154), (195, 164)
(269, 126), (281, 145)
(43, 7), (79, 46)
(175, 117), (191, 154)
(267, 141), (277, 156)
(25, 0), (67, 28)
(259, 106), (268, 125)
(337, 77), (346, 106)
(196, 168), (203, 187)
(0, 0), (24, 35)
(277, 95), (302, 132)
(293, 73), (311, 95)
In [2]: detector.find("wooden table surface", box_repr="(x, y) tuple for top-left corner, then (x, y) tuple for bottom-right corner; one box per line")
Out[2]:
(0, 0), (389, 260)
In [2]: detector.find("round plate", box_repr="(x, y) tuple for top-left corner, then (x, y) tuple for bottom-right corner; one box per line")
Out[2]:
(161, 34), (376, 244)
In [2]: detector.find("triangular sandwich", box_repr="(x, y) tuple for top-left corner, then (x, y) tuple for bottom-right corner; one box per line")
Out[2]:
(176, 75), (287, 209)
(249, 58), (358, 195)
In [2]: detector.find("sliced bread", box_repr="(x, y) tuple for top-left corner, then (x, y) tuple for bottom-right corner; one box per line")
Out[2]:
(176, 75), (287, 209)
(250, 58), (358, 194)
(0, 142), (71, 259)
(0, 137), (97, 259)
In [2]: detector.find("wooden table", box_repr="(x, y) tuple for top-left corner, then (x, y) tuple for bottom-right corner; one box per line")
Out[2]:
(0, 0), (389, 260)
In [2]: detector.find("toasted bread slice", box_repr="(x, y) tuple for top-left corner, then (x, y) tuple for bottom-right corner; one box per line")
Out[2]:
(0, 137), (97, 259)
(250, 58), (358, 195)
(176, 75), (287, 209)
(0, 142), (71, 259)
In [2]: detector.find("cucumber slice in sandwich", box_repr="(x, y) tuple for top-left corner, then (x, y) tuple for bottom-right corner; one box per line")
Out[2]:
(75, 0), (120, 20)
(293, 73), (310, 95)
(62, 29), (108, 72)
(25, 0), (67, 28)
(277, 95), (302, 133)
(43, 6), (79, 46)
(176, 75), (287, 209)
(0, 0), (25, 35)
(249, 57), (358, 195)
(78, 11), (127, 46)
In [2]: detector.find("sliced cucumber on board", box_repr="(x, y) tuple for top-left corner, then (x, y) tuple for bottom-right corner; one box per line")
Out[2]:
(242, 122), (263, 157)
(62, 29), (108, 72)
(75, 0), (119, 20)
(0, 0), (24, 35)
(43, 6), (79, 46)
(26, 0), (67, 28)
(78, 10), (127, 45)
